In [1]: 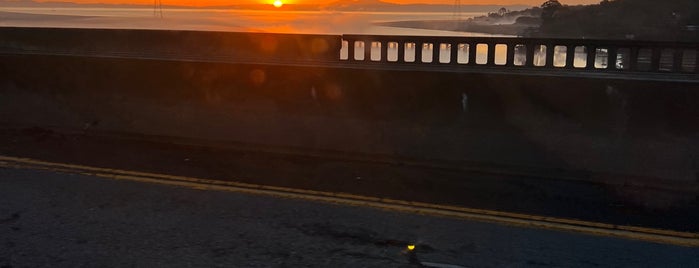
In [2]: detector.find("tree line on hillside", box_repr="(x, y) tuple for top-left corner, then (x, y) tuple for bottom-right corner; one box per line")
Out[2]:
(480, 0), (698, 41)
(532, 0), (699, 41)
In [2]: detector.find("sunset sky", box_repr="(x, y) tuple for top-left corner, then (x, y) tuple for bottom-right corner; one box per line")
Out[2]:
(34, 0), (602, 7)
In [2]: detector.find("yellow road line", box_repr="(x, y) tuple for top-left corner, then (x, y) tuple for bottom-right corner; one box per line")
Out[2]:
(0, 155), (697, 247)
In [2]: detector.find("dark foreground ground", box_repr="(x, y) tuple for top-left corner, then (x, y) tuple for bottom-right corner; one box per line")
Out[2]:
(0, 127), (697, 234)
(2, 166), (698, 267)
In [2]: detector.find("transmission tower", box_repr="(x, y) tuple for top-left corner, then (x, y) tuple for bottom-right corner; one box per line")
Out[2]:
(453, 0), (462, 29)
(153, 0), (163, 18)
(453, 0), (462, 21)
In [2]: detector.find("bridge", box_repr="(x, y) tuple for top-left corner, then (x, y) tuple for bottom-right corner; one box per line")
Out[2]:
(0, 27), (697, 82)
(1, 26), (698, 254)
(0, 27), (698, 212)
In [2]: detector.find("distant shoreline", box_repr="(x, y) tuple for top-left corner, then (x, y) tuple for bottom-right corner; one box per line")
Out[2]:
(0, 9), (486, 36)
(375, 20), (530, 37)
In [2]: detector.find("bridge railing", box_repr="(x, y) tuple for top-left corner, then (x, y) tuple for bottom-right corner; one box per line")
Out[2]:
(340, 35), (699, 74)
(0, 27), (343, 63)
(2, 27), (697, 75)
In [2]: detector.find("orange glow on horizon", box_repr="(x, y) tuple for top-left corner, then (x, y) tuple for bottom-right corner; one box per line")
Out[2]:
(35, 1), (603, 7)
(273, 0), (283, 8)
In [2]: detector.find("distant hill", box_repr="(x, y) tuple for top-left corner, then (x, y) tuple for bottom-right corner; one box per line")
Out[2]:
(380, 0), (699, 41)
(530, 0), (699, 41)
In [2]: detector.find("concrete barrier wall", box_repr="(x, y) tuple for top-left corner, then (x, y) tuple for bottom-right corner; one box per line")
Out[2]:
(0, 27), (342, 62)
(0, 28), (697, 187)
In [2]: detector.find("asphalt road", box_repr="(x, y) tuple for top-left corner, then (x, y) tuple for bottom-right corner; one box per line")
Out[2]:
(1, 167), (698, 267)
(0, 127), (696, 233)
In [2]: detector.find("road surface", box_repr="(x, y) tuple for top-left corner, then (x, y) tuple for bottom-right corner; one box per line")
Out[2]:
(1, 164), (698, 267)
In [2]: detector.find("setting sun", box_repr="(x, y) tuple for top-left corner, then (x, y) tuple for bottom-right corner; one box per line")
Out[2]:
(273, 0), (283, 8)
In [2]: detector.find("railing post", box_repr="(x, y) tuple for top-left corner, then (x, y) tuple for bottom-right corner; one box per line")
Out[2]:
(450, 43), (459, 65)
(346, 39), (355, 61)
(432, 43), (440, 64)
(487, 43), (496, 66)
(607, 47), (618, 70)
(545, 43), (555, 68)
(397, 42), (405, 63)
(629, 47), (639, 71)
(467, 42), (477, 65)
(525, 43), (535, 67)
(364, 41), (372, 62)
(415, 42), (423, 63)
(672, 48), (684, 73)
(651, 47), (661, 72)
(380, 41), (388, 63)
(506, 43), (516, 66)
(565, 45), (575, 69)
(586, 45), (596, 70)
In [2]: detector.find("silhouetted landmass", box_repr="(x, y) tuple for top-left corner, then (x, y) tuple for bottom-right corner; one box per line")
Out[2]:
(531, 0), (699, 41)
(380, 0), (699, 41)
